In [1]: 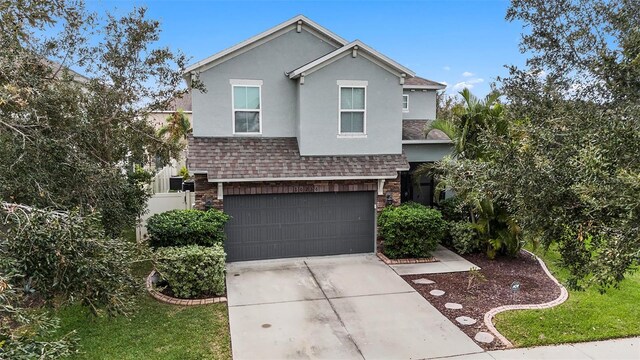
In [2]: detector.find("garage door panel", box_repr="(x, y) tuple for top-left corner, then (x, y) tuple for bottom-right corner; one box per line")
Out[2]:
(224, 192), (375, 262)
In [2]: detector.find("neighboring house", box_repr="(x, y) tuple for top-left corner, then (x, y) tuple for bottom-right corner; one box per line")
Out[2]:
(184, 15), (450, 262)
(147, 92), (193, 131)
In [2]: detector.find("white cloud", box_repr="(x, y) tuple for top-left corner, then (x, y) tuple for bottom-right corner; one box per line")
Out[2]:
(462, 71), (474, 77)
(443, 66), (451, 71)
(439, 81), (448, 86)
(453, 78), (484, 91)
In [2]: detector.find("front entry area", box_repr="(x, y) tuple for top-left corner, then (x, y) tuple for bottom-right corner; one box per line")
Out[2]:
(223, 191), (375, 262)
(400, 162), (438, 206)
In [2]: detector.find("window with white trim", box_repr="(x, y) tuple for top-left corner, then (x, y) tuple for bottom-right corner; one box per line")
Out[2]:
(339, 86), (366, 134)
(232, 85), (261, 133)
(402, 94), (409, 112)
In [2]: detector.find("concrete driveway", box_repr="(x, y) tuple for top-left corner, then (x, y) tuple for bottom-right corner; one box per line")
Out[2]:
(226, 254), (481, 360)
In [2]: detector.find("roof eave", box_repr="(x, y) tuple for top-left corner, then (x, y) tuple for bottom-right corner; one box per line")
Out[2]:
(184, 15), (348, 74)
(403, 84), (447, 90)
(289, 40), (415, 79)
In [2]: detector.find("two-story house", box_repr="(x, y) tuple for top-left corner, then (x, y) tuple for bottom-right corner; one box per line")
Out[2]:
(185, 15), (450, 262)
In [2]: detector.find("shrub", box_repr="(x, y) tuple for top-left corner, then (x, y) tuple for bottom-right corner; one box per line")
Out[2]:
(437, 196), (467, 222)
(0, 204), (139, 316)
(154, 245), (226, 298)
(449, 221), (481, 254)
(378, 203), (447, 259)
(146, 209), (230, 247)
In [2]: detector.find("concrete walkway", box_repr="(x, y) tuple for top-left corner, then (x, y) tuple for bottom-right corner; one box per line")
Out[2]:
(431, 337), (640, 359)
(391, 245), (479, 275)
(226, 254), (481, 360)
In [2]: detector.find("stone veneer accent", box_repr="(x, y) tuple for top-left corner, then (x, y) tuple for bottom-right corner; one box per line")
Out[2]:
(194, 174), (401, 213)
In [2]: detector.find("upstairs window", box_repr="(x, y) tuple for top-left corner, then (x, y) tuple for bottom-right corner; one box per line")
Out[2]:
(339, 86), (366, 134)
(232, 85), (261, 134)
(402, 94), (409, 112)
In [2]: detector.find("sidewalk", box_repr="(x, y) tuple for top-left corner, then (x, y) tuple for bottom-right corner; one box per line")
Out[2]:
(430, 337), (639, 359)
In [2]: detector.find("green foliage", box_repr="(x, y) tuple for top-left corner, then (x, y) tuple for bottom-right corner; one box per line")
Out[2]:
(0, 271), (78, 359)
(154, 245), (226, 299)
(101, 166), (153, 237)
(443, 0), (640, 289)
(146, 209), (230, 248)
(178, 166), (190, 180)
(0, 204), (140, 316)
(378, 203), (447, 259)
(437, 197), (467, 222)
(449, 221), (481, 255)
(0, 1), (205, 240)
(158, 110), (192, 144)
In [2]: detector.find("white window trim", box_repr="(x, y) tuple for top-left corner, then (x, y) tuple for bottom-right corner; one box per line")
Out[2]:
(402, 94), (409, 112)
(337, 81), (367, 137)
(230, 80), (263, 135)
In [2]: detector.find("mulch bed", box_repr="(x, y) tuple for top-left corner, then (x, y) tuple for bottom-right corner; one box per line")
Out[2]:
(403, 250), (561, 350)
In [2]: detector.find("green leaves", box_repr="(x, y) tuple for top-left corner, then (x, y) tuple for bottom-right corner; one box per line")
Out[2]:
(0, 204), (140, 317)
(146, 209), (230, 248)
(378, 203), (447, 259)
(154, 245), (226, 298)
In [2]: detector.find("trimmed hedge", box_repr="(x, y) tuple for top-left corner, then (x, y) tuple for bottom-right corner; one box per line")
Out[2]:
(378, 203), (447, 259)
(449, 220), (481, 254)
(146, 209), (230, 247)
(154, 245), (226, 298)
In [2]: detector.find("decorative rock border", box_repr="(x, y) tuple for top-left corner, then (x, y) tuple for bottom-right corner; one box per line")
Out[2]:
(376, 252), (438, 265)
(146, 270), (227, 306)
(483, 249), (569, 348)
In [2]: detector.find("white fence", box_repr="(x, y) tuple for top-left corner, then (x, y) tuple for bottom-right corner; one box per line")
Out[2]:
(150, 164), (177, 194)
(136, 191), (196, 241)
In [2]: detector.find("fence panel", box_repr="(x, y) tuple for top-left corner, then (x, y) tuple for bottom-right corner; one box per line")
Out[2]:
(136, 191), (196, 241)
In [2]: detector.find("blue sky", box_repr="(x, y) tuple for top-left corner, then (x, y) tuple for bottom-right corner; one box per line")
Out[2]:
(86, 0), (528, 97)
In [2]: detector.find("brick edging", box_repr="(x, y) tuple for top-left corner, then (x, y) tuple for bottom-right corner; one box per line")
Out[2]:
(145, 270), (227, 305)
(376, 252), (438, 264)
(483, 249), (569, 348)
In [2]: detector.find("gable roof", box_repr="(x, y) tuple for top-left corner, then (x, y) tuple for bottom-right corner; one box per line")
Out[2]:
(288, 40), (415, 79)
(404, 76), (446, 90)
(185, 15), (348, 73)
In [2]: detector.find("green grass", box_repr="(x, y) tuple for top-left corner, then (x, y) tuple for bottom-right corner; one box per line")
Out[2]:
(52, 229), (231, 359)
(55, 296), (230, 360)
(495, 246), (640, 347)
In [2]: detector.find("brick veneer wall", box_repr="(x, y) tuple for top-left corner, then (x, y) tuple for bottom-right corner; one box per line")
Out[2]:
(194, 174), (401, 213)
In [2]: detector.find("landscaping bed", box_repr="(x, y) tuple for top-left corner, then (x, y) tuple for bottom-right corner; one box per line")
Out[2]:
(494, 246), (640, 347)
(403, 250), (561, 350)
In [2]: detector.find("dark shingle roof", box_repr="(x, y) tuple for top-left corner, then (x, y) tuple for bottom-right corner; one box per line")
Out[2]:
(404, 76), (446, 89)
(188, 137), (409, 181)
(402, 120), (450, 141)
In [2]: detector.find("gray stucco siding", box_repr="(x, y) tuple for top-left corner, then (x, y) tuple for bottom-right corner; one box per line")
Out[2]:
(402, 89), (436, 120)
(298, 54), (403, 156)
(192, 28), (338, 137)
(403, 143), (453, 162)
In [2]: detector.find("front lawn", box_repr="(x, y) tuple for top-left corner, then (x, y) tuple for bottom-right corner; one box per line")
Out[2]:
(55, 292), (230, 360)
(495, 246), (640, 347)
(53, 252), (231, 359)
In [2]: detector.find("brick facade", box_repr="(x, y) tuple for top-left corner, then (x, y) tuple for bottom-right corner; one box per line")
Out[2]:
(194, 174), (401, 213)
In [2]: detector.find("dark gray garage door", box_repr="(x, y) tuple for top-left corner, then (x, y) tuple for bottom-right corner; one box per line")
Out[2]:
(224, 191), (375, 262)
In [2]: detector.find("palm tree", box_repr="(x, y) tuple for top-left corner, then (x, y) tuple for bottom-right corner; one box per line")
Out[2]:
(426, 88), (504, 159)
(418, 88), (522, 258)
(158, 109), (192, 143)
